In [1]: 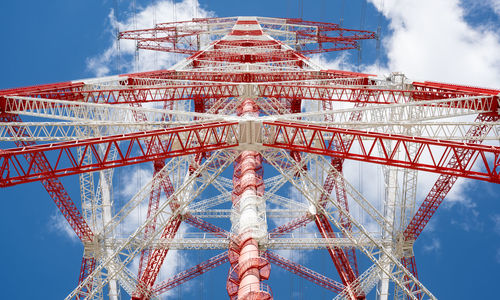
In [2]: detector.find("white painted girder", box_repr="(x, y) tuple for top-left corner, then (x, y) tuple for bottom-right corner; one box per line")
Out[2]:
(263, 149), (436, 300)
(67, 150), (237, 299)
(1, 118), (498, 142)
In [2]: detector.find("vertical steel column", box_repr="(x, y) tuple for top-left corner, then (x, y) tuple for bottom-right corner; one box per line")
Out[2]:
(100, 171), (120, 300)
(229, 98), (271, 299)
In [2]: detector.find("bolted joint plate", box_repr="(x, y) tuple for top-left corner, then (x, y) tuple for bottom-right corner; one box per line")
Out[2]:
(83, 236), (103, 259)
(395, 234), (415, 258)
(237, 119), (263, 151)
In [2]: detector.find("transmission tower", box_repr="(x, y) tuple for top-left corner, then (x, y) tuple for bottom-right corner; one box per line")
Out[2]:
(1, 16), (499, 300)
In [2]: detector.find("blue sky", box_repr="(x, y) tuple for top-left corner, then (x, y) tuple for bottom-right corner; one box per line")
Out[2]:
(0, 0), (499, 299)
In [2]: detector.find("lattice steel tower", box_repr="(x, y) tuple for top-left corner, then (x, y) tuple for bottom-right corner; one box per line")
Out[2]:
(1, 16), (499, 300)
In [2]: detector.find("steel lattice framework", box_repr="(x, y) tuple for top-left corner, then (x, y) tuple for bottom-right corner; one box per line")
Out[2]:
(1, 16), (499, 300)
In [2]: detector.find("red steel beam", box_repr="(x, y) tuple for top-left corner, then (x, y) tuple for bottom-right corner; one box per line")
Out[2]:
(118, 17), (376, 55)
(152, 252), (229, 295)
(5, 83), (492, 112)
(258, 84), (498, 110)
(0, 121), (238, 187)
(403, 113), (500, 241)
(1, 84), (238, 108)
(0, 113), (94, 242)
(413, 81), (500, 96)
(77, 257), (96, 299)
(263, 121), (500, 183)
(8, 79), (493, 112)
(1, 113), (96, 296)
(125, 70), (355, 83)
(328, 160), (359, 277)
(137, 161), (165, 280)
(132, 215), (183, 300)
(264, 251), (345, 293)
(400, 256), (421, 300)
(269, 214), (312, 236)
(398, 113), (499, 297)
(192, 50), (303, 64)
(314, 214), (362, 300)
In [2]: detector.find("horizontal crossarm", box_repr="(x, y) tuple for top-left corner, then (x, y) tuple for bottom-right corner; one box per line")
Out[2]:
(262, 121), (500, 183)
(0, 122), (238, 186)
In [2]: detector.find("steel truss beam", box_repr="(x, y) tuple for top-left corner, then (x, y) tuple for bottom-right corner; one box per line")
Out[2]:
(0, 121), (237, 186)
(398, 112), (499, 298)
(262, 121), (500, 183)
(0, 113), (94, 241)
(65, 150), (237, 299)
(152, 252), (229, 295)
(264, 149), (436, 299)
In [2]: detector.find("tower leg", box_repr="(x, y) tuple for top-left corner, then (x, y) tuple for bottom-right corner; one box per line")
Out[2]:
(100, 171), (119, 300)
(377, 164), (398, 300)
(229, 99), (272, 299)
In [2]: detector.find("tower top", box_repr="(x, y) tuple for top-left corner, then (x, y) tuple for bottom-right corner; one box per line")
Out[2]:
(118, 16), (376, 55)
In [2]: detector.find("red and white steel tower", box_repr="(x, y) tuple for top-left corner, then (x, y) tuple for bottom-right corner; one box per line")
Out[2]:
(1, 16), (499, 300)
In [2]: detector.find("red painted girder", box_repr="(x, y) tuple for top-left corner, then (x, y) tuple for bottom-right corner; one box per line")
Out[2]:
(268, 157), (346, 236)
(264, 250), (345, 293)
(193, 58), (306, 68)
(135, 41), (198, 55)
(260, 18), (376, 54)
(411, 81), (499, 111)
(0, 81), (85, 97)
(403, 113), (500, 241)
(269, 214), (313, 236)
(0, 82), (86, 112)
(152, 252), (229, 295)
(131, 117), (202, 297)
(257, 84), (497, 109)
(123, 70), (371, 85)
(184, 214), (230, 238)
(413, 81), (500, 96)
(400, 256), (420, 300)
(0, 113), (94, 242)
(323, 95), (364, 276)
(1, 84), (238, 107)
(0, 121), (238, 187)
(119, 23), (203, 40)
(133, 215), (183, 300)
(284, 19), (374, 38)
(137, 161), (165, 279)
(119, 23), (206, 55)
(193, 50), (303, 64)
(314, 214), (362, 300)
(263, 121), (500, 183)
(215, 39), (278, 48)
(77, 257), (96, 299)
(137, 147), (230, 291)
(327, 160), (359, 277)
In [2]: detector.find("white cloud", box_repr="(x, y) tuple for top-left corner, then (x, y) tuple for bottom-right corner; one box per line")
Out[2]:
(49, 211), (79, 242)
(368, 0), (500, 88)
(119, 167), (153, 198)
(422, 237), (441, 253)
(87, 0), (214, 76)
